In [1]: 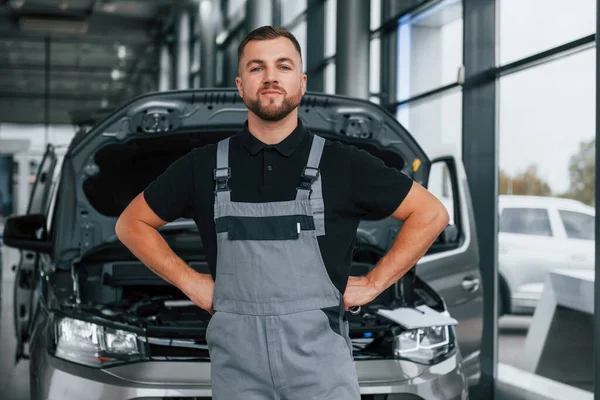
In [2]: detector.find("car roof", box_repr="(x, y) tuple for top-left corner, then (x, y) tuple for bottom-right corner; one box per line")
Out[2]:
(499, 195), (595, 214)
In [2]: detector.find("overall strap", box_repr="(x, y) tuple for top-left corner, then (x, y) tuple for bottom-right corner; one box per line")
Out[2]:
(296, 135), (326, 236)
(214, 137), (231, 203)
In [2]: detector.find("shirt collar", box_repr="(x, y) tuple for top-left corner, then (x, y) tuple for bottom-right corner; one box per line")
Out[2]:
(240, 119), (307, 157)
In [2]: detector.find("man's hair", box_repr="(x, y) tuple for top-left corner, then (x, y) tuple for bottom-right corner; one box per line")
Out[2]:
(237, 26), (302, 72)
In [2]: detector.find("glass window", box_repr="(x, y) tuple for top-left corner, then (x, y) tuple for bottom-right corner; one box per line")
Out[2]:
(499, 208), (553, 236)
(559, 210), (595, 240)
(325, 62), (335, 94)
(396, 90), (462, 158)
(369, 96), (380, 105)
(370, 0), (381, 31)
(396, 0), (462, 99)
(498, 45), (595, 394)
(498, 0), (596, 66)
(325, 0), (336, 57)
(499, 48), (595, 199)
(227, 0), (246, 21)
(290, 21), (307, 72)
(281, 0), (307, 27)
(369, 38), (380, 94)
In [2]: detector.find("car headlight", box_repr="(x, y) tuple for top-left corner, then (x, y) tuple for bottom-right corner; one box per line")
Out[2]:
(53, 317), (141, 367)
(393, 325), (454, 364)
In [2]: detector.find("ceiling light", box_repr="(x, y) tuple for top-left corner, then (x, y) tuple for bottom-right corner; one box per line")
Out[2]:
(111, 69), (122, 81)
(10, 0), (25, 9)
(101, 1), (117, 13)
(216, 31), (228, 45)
(19, 17), (88, 34)
(117, 44), (127, 60)
(200, 0), (212, 16)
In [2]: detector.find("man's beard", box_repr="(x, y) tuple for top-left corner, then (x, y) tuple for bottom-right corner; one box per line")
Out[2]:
(244, 89), (302, 122)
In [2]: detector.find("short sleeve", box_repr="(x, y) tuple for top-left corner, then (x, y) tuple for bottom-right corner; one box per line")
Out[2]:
(143, 152), (195, 222)
(347, 147), (414, 220)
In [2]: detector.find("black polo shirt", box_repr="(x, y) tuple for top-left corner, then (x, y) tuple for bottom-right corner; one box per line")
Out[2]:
(143, 119), (413, 293)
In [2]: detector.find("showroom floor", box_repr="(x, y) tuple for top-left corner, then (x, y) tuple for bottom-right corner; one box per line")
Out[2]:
(0, 246), (532, 400)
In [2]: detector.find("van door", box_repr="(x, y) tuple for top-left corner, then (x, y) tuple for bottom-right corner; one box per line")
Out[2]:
(416, 156), (483, 384)
(13, 144), (57, 361)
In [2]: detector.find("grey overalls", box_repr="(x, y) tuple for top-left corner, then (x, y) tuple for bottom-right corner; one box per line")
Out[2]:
(205, 134), (361, 400)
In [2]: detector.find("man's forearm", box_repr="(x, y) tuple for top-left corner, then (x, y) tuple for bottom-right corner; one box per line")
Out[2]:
(366, 207), (449, 295)
(115, 219), (206, 292)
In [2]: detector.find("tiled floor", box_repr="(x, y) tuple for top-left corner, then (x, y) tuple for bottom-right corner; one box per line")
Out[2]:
(0, 247), (30, 400)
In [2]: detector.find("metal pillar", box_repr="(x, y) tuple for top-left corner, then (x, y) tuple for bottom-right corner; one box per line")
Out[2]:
(159, 44), (171, 91)
(380, 0), (399, 106)
(226, 36), (239, 83)
(246, 0), (274, 32)
(335, 0), (370, 99)
(272, 0), (281, 27)
(199, 0), (218, 87)
(462, 0), (497, 398)
(595, 0), (600, 397)
(44, 35), (50, 143)
(176, 11), (191, 90)
(306, 0), (325, 92)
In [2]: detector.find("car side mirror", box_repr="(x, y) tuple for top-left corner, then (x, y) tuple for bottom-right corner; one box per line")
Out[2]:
(2, 214), (52, 253)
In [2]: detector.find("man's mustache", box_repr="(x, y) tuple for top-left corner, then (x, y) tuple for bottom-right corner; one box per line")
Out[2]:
(259, 84), (286, 94)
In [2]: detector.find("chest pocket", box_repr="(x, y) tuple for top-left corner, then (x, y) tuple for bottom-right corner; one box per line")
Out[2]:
(217, 215), (316, 241)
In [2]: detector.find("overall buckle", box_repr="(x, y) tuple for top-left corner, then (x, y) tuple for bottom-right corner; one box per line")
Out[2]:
(298, 166), (319, 191)
(214, 167), (231, 193)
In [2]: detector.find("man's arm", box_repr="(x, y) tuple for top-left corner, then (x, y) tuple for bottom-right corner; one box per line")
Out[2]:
(344, 181), (450, 309)
(115, 193), (214, 313)
(367, 181), (449, 291)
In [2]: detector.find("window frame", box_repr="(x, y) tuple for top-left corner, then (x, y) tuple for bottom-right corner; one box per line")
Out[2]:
(426, 156), (464, 254)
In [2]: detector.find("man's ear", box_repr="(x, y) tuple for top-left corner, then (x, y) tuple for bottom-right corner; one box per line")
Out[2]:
(301, 73), (307, 95)
(235, 76), (243, 97)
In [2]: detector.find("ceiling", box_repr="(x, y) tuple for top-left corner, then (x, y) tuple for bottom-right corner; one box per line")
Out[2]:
(0, 0), (452, 127)
(0, 0), (179, 126)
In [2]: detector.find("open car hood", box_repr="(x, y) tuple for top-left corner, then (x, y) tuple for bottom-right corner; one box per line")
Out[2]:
(53, 89), (430, 267)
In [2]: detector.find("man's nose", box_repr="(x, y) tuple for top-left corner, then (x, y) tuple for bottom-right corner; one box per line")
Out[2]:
(263, 67), (278, 84)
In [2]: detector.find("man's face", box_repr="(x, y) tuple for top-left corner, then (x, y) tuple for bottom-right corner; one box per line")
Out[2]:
(236, 37), (307, 122)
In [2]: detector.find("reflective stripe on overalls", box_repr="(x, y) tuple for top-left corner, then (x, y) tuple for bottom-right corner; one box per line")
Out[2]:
(205, 134), (361, 400)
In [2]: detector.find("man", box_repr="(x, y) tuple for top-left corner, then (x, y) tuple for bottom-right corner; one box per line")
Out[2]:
(116, 26), (449, 400)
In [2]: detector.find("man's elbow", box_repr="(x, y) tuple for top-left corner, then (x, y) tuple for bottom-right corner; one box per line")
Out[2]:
(423, 200), (450, 235)
(115, 213), (133, 242)
(434, 202), (450, 232)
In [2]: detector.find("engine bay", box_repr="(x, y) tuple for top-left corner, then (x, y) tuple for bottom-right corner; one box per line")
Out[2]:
(45, 223), (451, 362)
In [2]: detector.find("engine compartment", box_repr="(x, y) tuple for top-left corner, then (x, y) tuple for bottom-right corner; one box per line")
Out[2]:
(46, 235), (449, 362)
(67, 238), (444, 332)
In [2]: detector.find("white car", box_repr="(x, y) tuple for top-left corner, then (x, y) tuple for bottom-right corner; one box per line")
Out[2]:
(498, 195), (595, 315)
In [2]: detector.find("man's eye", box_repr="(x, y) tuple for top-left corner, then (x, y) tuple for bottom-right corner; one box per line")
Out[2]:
(250, 67), (261, 72)
(280, 65), (291, 70)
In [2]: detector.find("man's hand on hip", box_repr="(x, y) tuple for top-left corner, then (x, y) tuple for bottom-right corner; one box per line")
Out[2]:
(180, 272), (215, 314)
(343, 276), (379, 311)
